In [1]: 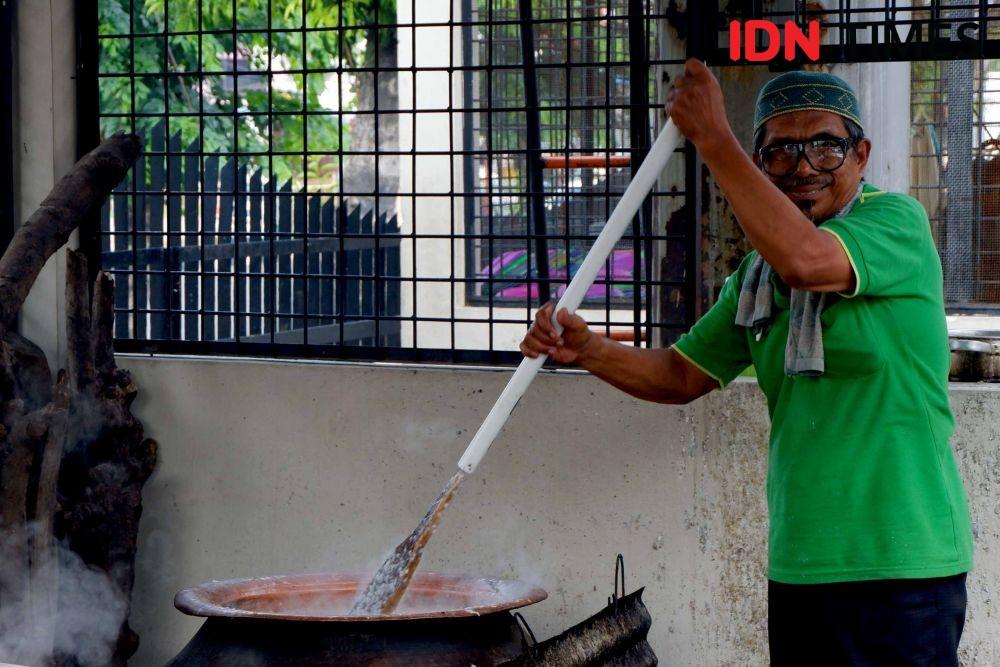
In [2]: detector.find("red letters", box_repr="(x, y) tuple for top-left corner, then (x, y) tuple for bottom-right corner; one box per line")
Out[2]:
(745, 20), (781, 62)
(728, 20), (821, 62)
(784, 20), (820, 61)
(729, 20), (741, 61)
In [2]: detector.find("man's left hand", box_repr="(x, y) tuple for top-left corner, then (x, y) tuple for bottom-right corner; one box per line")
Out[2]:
(665, 59), (735, 155)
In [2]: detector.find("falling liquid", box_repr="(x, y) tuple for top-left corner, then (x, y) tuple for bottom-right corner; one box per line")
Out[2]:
(350, 471), (466, 615)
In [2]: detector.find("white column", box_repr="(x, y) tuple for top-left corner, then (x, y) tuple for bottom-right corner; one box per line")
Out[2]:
(825, 0), (911, 194)
(831, 62), (911, 194)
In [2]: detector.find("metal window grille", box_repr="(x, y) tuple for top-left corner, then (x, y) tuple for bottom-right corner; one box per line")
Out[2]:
(81, 0), (691, 363)
(464, 0), (640, 307)
(911, 58), (1000, 310)
(80, 0), (1000, 363)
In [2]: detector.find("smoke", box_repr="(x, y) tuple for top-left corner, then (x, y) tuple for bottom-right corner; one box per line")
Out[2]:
(0, 523), (128, 667)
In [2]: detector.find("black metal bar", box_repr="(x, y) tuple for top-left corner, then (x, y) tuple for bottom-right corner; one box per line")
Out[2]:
(449, 0), (457, 350)
(461, 0), (476, 313)
(0, 0), (13, 253)
(627, 0), (652, 346)
(516, 0), (551, 305)
(485, 0), (494, 351)
(75, 0), (101, 278)
(685, 0), (710, 323)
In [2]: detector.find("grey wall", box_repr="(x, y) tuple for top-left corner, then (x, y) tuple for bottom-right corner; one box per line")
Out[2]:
(123, 356), (1000, 665)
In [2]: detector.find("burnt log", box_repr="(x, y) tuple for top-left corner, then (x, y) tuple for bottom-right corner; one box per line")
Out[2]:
(0, 134), (155, 666)
(0, 133), (142, 333)
(55, 250), (158, 665)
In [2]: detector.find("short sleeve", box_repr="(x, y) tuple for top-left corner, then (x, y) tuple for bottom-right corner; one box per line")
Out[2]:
(819, 191), (936, 298)
(672, 268), (752, 388)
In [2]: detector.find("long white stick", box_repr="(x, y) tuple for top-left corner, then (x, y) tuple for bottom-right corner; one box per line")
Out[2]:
(458, 120), (683, 474)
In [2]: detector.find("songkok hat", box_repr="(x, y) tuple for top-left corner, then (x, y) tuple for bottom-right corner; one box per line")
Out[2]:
(754, 70), (863, 133)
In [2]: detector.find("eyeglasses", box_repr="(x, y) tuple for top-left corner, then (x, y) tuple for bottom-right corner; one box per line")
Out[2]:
(758, 137), (856, 177)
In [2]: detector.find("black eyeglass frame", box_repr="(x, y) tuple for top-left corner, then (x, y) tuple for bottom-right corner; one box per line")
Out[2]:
(757, 136), (859, 178)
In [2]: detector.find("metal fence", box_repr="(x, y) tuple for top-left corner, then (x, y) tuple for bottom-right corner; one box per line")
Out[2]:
(83, 0), (691, 362)
(79, 0), (1000, 362)
(911, 58), (1000, 309)
(463, 0), (641, 306)
(100, 121), (401, 346)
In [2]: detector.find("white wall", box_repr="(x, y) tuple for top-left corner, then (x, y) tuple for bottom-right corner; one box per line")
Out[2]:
(121, 357), (1000, 665)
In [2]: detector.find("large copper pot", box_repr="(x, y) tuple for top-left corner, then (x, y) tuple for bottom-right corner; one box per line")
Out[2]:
(167, 571), (547, 666)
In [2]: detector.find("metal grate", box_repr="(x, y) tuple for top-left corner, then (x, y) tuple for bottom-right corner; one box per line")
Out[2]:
(464, 0), (639, 306)
(79, 0), (1000, 362)
(911, 58), (1000, 310)
(81, 0), (691, 363)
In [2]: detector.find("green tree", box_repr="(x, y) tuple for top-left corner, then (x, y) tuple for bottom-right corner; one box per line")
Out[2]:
(97, 0), (396, 189)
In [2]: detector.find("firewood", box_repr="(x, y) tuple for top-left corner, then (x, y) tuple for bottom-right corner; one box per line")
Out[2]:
(66, 249), (95, 393)
(0, 132), (152, 666)
(0, 133), (142, 333)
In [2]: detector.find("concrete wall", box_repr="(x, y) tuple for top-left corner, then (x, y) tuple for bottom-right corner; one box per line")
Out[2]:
(123, 356), (1000, 665)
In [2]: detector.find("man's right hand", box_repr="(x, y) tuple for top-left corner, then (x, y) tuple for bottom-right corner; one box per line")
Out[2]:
(519, 301), (600, 365)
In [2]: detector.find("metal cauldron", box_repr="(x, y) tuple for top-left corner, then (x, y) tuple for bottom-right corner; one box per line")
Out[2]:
(167, 571), (547, 666)
(950, 332), (1000, 382)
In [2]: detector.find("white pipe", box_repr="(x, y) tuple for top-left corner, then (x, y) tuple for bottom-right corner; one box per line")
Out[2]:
(458, 120), (683, 474)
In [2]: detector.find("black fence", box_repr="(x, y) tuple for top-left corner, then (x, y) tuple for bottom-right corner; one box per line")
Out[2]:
(81, 0), (694, 363)
(910, 58), (1000, 310)
(462, 0), (644, 307)
(101, 122), (401, 349)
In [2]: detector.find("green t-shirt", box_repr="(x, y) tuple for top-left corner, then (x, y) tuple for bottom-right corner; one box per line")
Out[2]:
(673, 184), (973, 584)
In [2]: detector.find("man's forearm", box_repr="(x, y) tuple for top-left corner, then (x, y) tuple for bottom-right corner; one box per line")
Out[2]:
(576, 336), (708, 404)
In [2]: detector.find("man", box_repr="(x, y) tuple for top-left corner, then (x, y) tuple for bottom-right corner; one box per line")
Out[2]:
(521, 61), (973, 665)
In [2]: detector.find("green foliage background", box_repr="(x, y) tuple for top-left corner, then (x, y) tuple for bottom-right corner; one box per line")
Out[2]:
(97, 0), (395, 188)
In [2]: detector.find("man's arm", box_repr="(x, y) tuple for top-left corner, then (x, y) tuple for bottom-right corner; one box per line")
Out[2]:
(666, 59), (853, 293)
(699, 136), (853, 292)
(520, 303), (719, 405)
(578, 338), (719, 405)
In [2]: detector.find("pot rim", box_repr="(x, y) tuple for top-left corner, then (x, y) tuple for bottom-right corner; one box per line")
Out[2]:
(174, 571), (547, 622)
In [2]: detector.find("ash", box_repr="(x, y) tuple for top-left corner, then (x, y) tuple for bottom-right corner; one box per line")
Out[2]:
(350, 471), (465, 615)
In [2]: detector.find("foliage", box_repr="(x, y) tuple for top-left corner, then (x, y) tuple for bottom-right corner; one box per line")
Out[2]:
(97, 0), (396, 188)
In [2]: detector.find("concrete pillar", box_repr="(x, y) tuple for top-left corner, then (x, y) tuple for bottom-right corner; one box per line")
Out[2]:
(831, 62), (911, 194)
(14, 0), (78, 371)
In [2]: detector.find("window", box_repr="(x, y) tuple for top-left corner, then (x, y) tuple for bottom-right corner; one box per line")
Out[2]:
(911, 59), (1000, 310)
(85, 0), (692, 362)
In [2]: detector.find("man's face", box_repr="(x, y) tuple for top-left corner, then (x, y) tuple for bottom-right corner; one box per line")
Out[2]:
(756, 110), (871, 222)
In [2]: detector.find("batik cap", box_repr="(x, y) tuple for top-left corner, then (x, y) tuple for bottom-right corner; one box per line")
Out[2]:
(754, 70), (863, 133)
